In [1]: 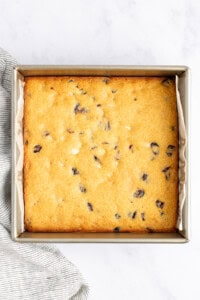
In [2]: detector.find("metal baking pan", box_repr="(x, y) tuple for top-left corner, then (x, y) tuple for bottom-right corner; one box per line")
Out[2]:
(11, 65), (190, 243)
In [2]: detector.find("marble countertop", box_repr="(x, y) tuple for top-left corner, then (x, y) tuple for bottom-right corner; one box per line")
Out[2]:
(1, 0), (199, 299)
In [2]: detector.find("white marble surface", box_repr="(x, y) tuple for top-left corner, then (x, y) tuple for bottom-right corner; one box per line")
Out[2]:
(1, 0), (199, 299)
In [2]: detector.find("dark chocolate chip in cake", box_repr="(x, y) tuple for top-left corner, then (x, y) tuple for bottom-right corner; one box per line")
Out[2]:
(141, 212), (145, 221)
(67, 128), (75, 134)
(74, 103), (80, 114)
(103, 78), (110, 84)
(156, 199), (165, 209)
(50, 86), (54, 90)
(115, 213), (121, 219)
(114, 226), (120, 232)
(102, 142), (109, 145)
(74, 103), (88, 114)
(105, 121), (111, 131)
(80, 88), (87, 95)
(133, 189), (145, 198)
(25, 140), (28, 145)
(96, 104), (102, 107)
(133, 97), (137, 101)
(128, 211), (137, 219)
(114, 145), (118, 150)
(146, 227), (154, 233)
(79, 184), (87, 193)
(142, 173), (148, 181)
(171, 126), (176, 131)
(150, 142), (159, 156)
(68, 79), (74, 82)
(87, 202), (93, 211)
(132, 211), (137, 219)
(33, 145), (42, 153)
(129, 144), (134, 153)
(162, 166), (171, 180)
(43, 131), (50, 136)
(166, 145), (175, 157)
(91, 146), (97, 150)
(94, 155), (101, 164)
(72, 167), (79, 175)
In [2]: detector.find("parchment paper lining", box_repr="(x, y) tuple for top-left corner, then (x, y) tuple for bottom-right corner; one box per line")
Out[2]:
(16, 75), (187, 232)
(176, 75), (187, 230)
(16, 77), (25, 233)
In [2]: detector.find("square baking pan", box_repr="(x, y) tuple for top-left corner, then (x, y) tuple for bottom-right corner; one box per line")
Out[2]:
(11, 65), (190, 243)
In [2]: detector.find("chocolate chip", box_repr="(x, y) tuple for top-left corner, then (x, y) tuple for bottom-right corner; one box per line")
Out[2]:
(141, 212), (145, 221)
(162, 166), (171, 172)
(74, 103), (88, 114)
(133, 97), (137, 101)
(128, 211), (137, 219)
(160, 211), (165, 216)
(142, 173), (148, 181)
(171, 126), (176, 131)
(105, 121), (111, 131)
(74, 103), (80, 114)
(96, 104), (102, 107)
(166, 145), (175, 157)
(162, 78), (172, 86)
(103, 78), (110, 84)
(129, 144), (134, 153)
(72, 168), (79, 175)
(114, 227), (120, 232)
(94, 155), (101, 164)
(102, 142), (109, 145)
(87, 202), (93, 211)
(91, 146), (97, 150)
(150, 142), (159, 156)
(112, 89), (117, 93)
(162, 166), (171, 180)
(50, 86), (54, 90)
(115, 213), (121, 219)
(43, 131), (50, 136)
(132, 211), (137, 219)
(146, 227), (154, 233)
(156, 199), (165, 209)
(80, 88), (87, 95)
(33, 145), (42, 153)
(67, 128), (75, 134)
(114, 145), (118, 150)
(79, 184), (87, 193)
(68, 79), (74, 82)
(25, 140), (28, 145)
(133, 189), (145, 198)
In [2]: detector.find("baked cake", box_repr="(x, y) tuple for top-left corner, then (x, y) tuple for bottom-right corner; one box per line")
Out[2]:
(23, 76), (178, 232)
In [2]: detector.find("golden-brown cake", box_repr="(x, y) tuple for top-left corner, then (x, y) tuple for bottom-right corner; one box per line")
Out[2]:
(23, 76), (178, 233)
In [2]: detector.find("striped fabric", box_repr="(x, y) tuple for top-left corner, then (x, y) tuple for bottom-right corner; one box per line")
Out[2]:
(0, 48), (88, 300)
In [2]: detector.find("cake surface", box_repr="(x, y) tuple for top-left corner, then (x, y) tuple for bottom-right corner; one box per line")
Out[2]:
(24, 76), (178, 232)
